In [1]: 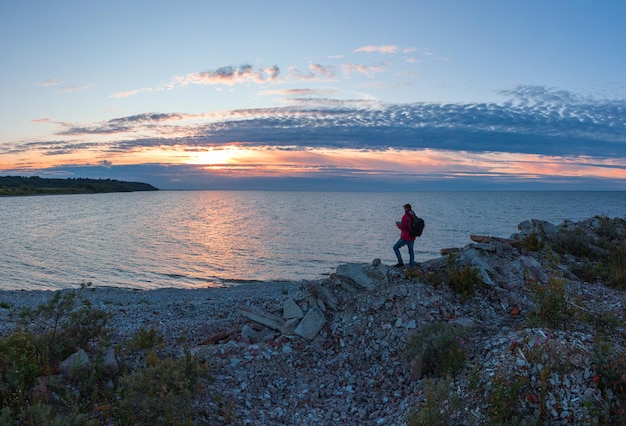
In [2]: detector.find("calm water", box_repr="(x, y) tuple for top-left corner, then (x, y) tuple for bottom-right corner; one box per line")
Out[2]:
(1, 191), (625, 291)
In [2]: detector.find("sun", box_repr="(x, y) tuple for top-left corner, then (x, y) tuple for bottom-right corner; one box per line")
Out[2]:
(189, 146), (242, 165)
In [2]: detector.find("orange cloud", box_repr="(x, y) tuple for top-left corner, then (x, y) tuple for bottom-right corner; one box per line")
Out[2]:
(173, 147), (626, 181)
(3, 142), (625, 184)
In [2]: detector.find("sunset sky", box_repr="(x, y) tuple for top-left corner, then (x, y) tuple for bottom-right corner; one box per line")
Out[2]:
(1, 0), (625, 190)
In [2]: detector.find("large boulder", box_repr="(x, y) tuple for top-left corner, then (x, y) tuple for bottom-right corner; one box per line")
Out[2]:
(59, 349), (91, 378)
(334, 263), (375, 291)
(517, 219), (559, 240)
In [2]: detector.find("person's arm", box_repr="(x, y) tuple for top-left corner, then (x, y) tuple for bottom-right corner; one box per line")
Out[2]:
(400, 214), (410, 230)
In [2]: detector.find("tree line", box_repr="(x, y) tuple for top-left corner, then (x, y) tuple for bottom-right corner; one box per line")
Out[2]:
(0, 176), (158, 196)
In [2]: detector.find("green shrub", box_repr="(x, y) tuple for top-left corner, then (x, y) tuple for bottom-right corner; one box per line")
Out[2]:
(553, 227), (593, 259)
(115, 350), (210, 425)
(20, 402), (97, 426)
(18, 286), (112, 365)
(595, 215), (622, 241)
(592, 335), (626, 422)
(447, 255), (483, 303)
(63, 301), (112, 350)
(522, 231), (543, 252)
(554, 217), (626, 289)
(19, 290), (79, 358)
(407, 377), (461, 426)
(602, 243), (626, 289)
(0, 329), (42, 411)
(406, 322), (468, 378)
(527, 274), (571, 330)
(127, 325), (165, 354)
(487, 372), (527, 424)
(405, 266), (423, 280)
(593, 337), (626, 399)
(0, 289), (220, 425)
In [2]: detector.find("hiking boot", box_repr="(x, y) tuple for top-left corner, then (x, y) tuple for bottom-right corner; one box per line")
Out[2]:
(393, 263), (405, 268)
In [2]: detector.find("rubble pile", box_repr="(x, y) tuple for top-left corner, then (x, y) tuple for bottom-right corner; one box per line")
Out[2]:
(193, 217), (626, 425)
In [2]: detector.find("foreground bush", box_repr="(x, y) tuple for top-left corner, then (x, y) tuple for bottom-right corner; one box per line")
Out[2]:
(556, 216), (626, 289)
(405, 321), (468, 379)
(0, 287), (215, 425)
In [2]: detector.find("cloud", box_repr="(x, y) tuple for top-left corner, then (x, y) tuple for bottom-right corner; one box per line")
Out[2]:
(111, 65), (282, 98)
(20, 88), (626, 160)
(341, 63), (389, 78)
(109, 55), (387, 100)
(39, 79), (59, 87)
(175, 64), (280, 86)
(108, 112), (190, 124)
(499, 85), (587, 105)
(15, 158), (626, 191)
(5, 86), (625, 190)
(259, 88), (339, 97)
(38, 79), (91, 93)
(59, 84), (92, 93)
(309, 63), (336, 78)
(53, 112), (204, 136)
(354, 45), (399, 54)
(110, 87), (156, 99)
(286, 64), (338, 81)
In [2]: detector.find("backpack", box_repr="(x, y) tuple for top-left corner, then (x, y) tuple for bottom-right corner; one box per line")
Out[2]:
(410, 216), (425, 237)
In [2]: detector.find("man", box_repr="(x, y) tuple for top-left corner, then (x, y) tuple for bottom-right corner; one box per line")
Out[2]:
(393, 203), (416, 267)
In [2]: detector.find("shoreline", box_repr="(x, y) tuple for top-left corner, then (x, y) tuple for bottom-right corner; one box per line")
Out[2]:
(0, 280), (309, 341)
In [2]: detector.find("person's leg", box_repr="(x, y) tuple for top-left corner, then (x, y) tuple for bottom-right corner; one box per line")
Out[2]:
(408, 241), (415, 266)
(393, 239), (407, 265)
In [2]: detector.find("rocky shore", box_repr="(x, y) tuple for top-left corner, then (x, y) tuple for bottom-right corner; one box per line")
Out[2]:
(1, 216), (625, 425)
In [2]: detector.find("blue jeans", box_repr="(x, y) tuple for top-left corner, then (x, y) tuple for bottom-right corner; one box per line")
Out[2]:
(393, 239), (414, 266)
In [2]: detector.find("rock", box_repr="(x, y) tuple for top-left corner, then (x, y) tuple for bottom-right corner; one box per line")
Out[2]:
(440, 247), (460, 255)
(237, 305), (286, 332)
(241, 324), (260, 342)
(307, 281), (340, 310)
(59, 349), (90, 378)
(102, 347), (119, 373)
(294, 306), (326, 340)
(517, 219), (559, 239)
(335, 263), (375, 291)
(404, 319), (416, 329)
(283, 298), (304, 319)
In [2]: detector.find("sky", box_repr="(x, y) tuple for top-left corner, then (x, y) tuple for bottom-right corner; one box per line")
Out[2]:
(1, 0), (625, 191)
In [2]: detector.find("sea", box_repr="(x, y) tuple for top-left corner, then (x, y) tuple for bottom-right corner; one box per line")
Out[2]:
(1, 191), (625, 291)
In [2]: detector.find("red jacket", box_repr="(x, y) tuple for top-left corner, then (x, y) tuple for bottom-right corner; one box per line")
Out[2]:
(397, 211), (416, 241)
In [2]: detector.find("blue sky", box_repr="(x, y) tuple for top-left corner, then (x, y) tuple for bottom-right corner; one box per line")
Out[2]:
(1, 0), (625, 190)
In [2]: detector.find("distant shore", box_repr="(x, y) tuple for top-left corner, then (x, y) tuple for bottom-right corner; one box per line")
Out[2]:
(0, 175), (158, 196)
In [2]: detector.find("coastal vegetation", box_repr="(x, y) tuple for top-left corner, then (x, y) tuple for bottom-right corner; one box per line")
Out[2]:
(0, 284), (214, 425)
(0, 176), (158, 196)
(407, 216), (626, 425)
